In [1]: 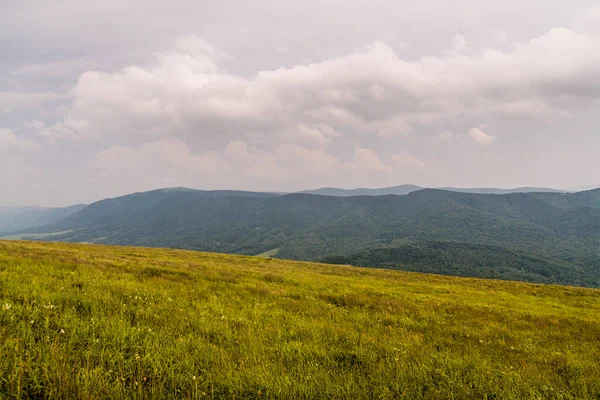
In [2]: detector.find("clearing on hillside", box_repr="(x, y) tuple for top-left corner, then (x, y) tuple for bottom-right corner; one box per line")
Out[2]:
(1, 240), (599, 399)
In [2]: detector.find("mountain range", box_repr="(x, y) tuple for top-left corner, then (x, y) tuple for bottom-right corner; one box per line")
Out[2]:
(297, 185), (565, 197)
(5, 186), (600, 288)
(1, 185), (566, 234)
(0, 204), (86, 235)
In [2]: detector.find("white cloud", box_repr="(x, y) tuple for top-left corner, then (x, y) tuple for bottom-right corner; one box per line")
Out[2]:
(36, 27), (600, 146)
(3, 2), (600, 205)
(90, 137), (347, 193)
(0, 128), (40, 153)
(93, 137), (226, 174)
(91, 138), (230, 192)
(345, 147), (387, 172)
(572, 6), (600, 34)
(438, 131), (456, 141)
(468, 127), (495, 146)
(445, 34), (471, 56)
(391, 151), (427, 169)
(492, 31), (509, 44)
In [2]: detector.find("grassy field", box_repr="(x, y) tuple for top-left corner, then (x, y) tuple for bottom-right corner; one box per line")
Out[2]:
(256, 248), (280, 258)
(1, 240), (600, 399)
(0, 230), (74, 241)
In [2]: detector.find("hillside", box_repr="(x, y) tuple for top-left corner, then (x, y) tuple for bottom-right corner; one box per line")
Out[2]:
(1, 240), (599, 398)
(322, 241), (590, 286)
(0, 204), (86, 235)
(17, 188), (600, 287)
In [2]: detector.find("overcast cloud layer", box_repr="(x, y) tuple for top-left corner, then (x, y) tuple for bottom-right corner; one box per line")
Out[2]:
(1, 0), (599, 206)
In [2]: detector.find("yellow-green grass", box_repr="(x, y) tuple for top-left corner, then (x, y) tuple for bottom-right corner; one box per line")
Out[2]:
(1, 240), (599, 399)
(256, 248), (280, 258)
(0, 230), (74, 241)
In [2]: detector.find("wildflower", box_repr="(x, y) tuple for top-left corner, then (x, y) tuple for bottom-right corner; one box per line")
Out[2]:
(2, 303), (11, 310)
(192, 376), (197, 380)
(60, 329), (65, 334)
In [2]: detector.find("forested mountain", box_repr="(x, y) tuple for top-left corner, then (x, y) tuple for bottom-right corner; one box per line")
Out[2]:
(323, 241), (591, 286)
(298, 185), (564, 196)
(0, 204), (86, 235)
(16, 187), (600, 287)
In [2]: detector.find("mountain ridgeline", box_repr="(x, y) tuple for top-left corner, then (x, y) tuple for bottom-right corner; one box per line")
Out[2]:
(298, 185), (565, 197)
(16, 187), (600, 287)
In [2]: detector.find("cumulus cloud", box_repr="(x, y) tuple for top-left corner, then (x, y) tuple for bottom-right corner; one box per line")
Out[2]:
(37, 27), (600, 146)
(468, 127), (495, 146)
(3, 1), (600, 205)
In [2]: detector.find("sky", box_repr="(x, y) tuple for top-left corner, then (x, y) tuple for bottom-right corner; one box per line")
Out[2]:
(1, 0), (600, 206)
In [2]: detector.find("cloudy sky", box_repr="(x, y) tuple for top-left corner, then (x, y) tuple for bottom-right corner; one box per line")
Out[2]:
(1, 0), (599, 206)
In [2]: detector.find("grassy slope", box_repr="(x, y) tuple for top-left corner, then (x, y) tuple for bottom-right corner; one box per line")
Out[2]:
(1, 241), (599, 399)
(25, 189), (600, 288)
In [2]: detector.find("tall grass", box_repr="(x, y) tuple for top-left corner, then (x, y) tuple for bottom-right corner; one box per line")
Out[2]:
(1, 240), (599, 399)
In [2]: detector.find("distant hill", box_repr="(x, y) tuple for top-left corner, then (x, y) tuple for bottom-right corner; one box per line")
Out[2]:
(298, 185), (423, 196)
(299, 185), (564, 196)
(0, 204), (86, 235)
(438, 186), (565, 195)
(17, 187), (600, 287)
(566, 184), (600, 192)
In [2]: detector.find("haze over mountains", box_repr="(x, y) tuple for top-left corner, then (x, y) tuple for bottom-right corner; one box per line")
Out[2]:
(298, 185), (566, 197)
(0, 205), (86, 235)
(4, 185), (600, 288)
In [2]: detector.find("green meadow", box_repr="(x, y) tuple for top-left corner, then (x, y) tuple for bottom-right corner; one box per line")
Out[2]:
(1, 240), (599, 399)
